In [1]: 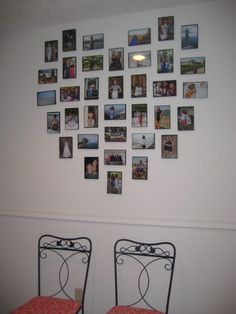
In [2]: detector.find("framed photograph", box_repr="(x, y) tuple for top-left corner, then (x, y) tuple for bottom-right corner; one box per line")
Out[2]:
(181, 24), (198, 50)
(47, 112), (60, 133)
(83, 33), (104, 51)
(132, 133), (155, 149)
(108, 76), (123, 99)
(45, 40), (58, 62)
(128, 28), (151, 46)
(104, 127), (127, 142)
(60, 86), (80, 102)
(104, 104), (126, 120)
(63, 57), (76, 79)
(177, 106), (194, 131)
(38, 68), (57, 84)
(84, 77), (99, 100)
(65, 107), (79, 130)
(154, 105), (171, 129)
(84, 157), (99, 179)
(153, 80), (176, 97)
(84, 105), (98, 128)
(157, 49), (174, 73)
(131, 74), (147, 98)
(78, 134), (99, 149)
(158, 16), (174, 41)
(132, 156), (148, 180)
(107, 171), (122, 194)
(109, 47), (124, 71)
(104, 149), (126, 165)
(183, 81), (208, 99)
(37, 90), (56, 106)
(59, 137), (73, 159)
(128, 51), (151, 68)
(82, 55), (103, 72)
(63, 29), (76, 52)
(132, 104), (147, 127)
(180, 57), (205, 74)
(161, 135), (178, 159)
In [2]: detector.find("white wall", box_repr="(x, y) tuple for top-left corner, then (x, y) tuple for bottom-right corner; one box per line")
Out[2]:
(0, 1), (236, 314)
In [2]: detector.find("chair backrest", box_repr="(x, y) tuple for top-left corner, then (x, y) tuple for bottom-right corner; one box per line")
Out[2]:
(38, 234), (92, 308)
(113, 239), (176, 314)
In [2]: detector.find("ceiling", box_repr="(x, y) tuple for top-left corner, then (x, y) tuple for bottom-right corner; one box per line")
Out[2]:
(0, 0), (216, 34)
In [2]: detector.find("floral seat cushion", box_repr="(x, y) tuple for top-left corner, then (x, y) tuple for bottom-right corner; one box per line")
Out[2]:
(10, 296), (81, 314)
(106, 305), (164, 314)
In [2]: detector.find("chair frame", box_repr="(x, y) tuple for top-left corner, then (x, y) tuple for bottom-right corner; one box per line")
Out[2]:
(38, 234), (92, 314)
(113, 239), (176, 314)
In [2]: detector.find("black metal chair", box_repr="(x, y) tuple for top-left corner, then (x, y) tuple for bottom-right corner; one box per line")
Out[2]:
(10, 234), (92, 314)
(106, 239), (176, 314)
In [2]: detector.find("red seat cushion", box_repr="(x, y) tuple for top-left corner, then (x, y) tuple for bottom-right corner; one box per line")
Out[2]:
(106, 305), (164, 314)
(10, 296), (81, 314)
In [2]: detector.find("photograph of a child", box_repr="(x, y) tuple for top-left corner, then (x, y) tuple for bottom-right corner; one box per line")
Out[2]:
(183, 82), (208, 99)
(60, 86), (80, 102)
(104, 104), (126, 120)
(161, 135), (178, 159)
(47, 112), (60, 133)
(107, 171), (122, 194)
(157, 49), (174, 73)
(63, 57), (76, 79)
(65, 108), (79, 130)
(108, 76), (123, 99)
(158, 16), (174, 41)
(45, 40), (58, 62)
(178, 106), (194, 131)
(154, 105), (171, 129)
(63, 29), (76, 52)
(59, 137), (73, 159)
(132, 133), (155, 149)
(181, 24), (198, 50)
(132, 157), (148, 180)
(109, 48), (124, 71)
(131, 74), (147, 98)
(84, 77), (99, 100)
(84, 157), (99, 179)
(84, 105), (98, 128)
(132, 104), (147, 127)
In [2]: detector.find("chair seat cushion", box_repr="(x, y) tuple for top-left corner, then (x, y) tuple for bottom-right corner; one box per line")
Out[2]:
(10, 296), (81, 314)
(106, 305), (164, 314)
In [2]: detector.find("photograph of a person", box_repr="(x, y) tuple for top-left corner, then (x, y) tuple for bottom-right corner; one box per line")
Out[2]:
(78, 134), (99, 149)
(84, 157), (99, 179)
(108, 76), (123, 99)
(59, 136), (73, 159)
(181, 24), (198, 50)
(157, 49), (174, 73)
(104, 150), (126, 166)
(109, 47), (124, 71)
(131, 74), (147, 98)
(65, 108), (79, 130)
(128, 51), (151, 68)
(161, 135), (178, 159)
(60, 86), (80, 102)
(63, 29), (76, 52)
(132, 157), (148, 180)
(82, 55), (103, 71)
(83, 33), (104, 51)
(154, 105), (171, 129)
(37, 90), (56, 106)
(178, 106), (194, 131)
(132, 133), (155, 149)
(158, 16), (174, 41)
(47, 112), (60, 133)
(132, 104), (147, 127)
(63, 57), (76, 79)
(104, 104), (126, 120)
(128, 28), (151, 46)
(153, 80), (176, 97)
(38, 68), (57, 84)
(45, 40), (58, 62)
(180, 57), (205, 74)
(104, 127), (127, 142)
(183, 81), (208, 99)
(84, 105), (98, 128)
(107, 171), (122, 194)
(84, 77), (99, 100)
